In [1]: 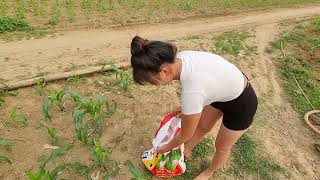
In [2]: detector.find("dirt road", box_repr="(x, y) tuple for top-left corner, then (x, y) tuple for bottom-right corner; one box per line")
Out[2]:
(1, 6), (320, 83)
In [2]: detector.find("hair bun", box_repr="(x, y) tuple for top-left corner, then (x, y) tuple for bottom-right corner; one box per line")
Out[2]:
(131, 36), (148, 56)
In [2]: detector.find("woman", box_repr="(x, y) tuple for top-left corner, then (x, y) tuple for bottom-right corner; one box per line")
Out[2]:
(130, 36), (258, 180)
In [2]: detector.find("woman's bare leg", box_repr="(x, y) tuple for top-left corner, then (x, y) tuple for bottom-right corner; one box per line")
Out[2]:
(194, 124), (247, 180)
(184, 106), (223, 158)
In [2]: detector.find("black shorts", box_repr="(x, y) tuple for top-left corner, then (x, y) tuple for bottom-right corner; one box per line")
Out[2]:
(210, 83), (258, 131)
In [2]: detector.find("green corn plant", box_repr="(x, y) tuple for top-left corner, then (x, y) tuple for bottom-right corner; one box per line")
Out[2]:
(10, 107), (28, 127)
(49, 0), (61, 25)
(42, 125), (72, 150)
(0, 137), (12, 152)
(42, 98), (51, 122)
(125, 160), (146, 180)
(48, 88), (70, 111)
(111, 64), (130, 91)
(72, 107), (90, 145)
(92, 139), (108, 167)
(69, 90), (85, 103)
(34, 79), (46, 96)
(64, 0), (76, 22)
(0, 156), (12, 164)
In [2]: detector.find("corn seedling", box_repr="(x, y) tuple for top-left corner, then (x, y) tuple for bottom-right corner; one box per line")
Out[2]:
(48, 88), (70, 111)
(49, 0), (61, 25)
(16, 0), (26, 19)
(92, 139), (108, 169)
(125, 160), (146, 180)
(78, 96), (116, 136)
(111, 64), (130, 91)
(0, 137), (12, 152)
(72, 107), (90, 145)
(0, 89), (5, 106)
(34, 79), (46, 96)
(97, 0), (106, 15)
(8, 90), (17, 96)
(42, 125), (72, 150)
(0, 156), (12, 164)
(66, 76), (86, 83)
(42, 98), (52, 122)
(10, 107), (28, 127)
(26, 147), (89, 180)
(64, 0), (76, 22)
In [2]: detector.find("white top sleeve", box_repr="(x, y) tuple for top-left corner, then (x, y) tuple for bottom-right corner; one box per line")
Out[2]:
(181, 91), (205, 115)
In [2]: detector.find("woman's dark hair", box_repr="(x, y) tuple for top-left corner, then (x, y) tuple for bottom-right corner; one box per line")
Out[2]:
(130, 36), (177, 85)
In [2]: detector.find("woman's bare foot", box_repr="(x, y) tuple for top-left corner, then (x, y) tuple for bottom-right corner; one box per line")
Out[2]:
(184, 146), (192, 159)
(194, 169), (213, 180)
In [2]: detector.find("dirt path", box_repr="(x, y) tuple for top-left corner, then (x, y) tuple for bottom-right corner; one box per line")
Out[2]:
(1, 6), (320, 83)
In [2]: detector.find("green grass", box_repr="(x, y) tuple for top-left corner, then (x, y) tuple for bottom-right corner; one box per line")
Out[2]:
(230, 134), (282, 180)
(177, 137), (213, 179)
(65, 0), (76, 22)
(271, 17), (320, 114)
(0, 16), (30, 32)
(48, 0), (61, 26)
(213, 31), (257, 56)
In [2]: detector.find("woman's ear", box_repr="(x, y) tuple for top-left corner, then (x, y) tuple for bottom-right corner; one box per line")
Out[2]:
(159, 66), (170, 76)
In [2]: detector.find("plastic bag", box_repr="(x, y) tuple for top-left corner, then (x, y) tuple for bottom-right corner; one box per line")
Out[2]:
(141, 114), (186, 177)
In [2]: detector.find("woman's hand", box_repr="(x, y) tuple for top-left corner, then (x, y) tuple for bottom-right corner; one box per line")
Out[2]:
(156, 144), (169, 154)
(172, 106), (182, 118)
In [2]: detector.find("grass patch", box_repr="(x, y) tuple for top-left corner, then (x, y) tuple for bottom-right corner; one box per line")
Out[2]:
(0, 16), (30, 32)
(213, 31), (257, 56)
(230, 134), (282, 180)
(271, 17), (320, 113)
(177, 137), (213, 179)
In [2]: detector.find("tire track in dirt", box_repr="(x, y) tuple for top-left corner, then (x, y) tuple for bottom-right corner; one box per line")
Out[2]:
(1, 7), (320, 82)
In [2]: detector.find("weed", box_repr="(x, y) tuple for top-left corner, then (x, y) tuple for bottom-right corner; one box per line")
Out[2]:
(65, 0), (76, 22)
(0, 1), (8, 15)
(81, 0), (94, 16)
(108, 0), (114, 10)
(8, 90), (17, 96)
(230, 134), (281, 180)
(0, 156), (12, 164)
(0, 16), (30, 33)
(190, 137), (214, 159)
(28, 0), (44, 16)
(10, 107), (28, 127)
(49, 0), (61, 26)
(97, 0), (107, 15)
(213, 31), (256, 56)
(15, 0), (26, 19)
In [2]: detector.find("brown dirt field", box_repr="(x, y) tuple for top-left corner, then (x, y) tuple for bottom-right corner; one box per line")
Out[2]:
(1, 7), (320, 84)
(0, 6), (320, 180)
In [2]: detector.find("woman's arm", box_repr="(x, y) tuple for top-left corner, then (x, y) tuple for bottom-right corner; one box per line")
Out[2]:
(156, 113), (201, 153)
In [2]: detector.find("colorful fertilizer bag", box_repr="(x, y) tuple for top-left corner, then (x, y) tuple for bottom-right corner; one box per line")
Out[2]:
(141, 114), (186, 177)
